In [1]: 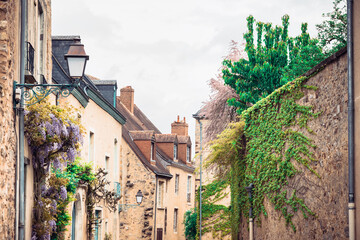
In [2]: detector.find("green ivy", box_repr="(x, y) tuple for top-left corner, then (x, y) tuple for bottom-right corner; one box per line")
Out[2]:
(205, 75), (321, 236)
(195, 180), (231, 239)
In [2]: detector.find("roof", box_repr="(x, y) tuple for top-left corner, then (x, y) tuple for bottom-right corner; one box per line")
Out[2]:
(178, 135), (191, 145)
(93, 80), (117, 86)
(129, 130), (155, 141)
(155, 134), (178, 143)
(116, 95), (194, 177)
(52, 35), (81, 41)
(51, 36), (126, 125)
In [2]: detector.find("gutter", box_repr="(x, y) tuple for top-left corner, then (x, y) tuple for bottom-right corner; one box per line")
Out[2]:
(347, 0), (355, 239)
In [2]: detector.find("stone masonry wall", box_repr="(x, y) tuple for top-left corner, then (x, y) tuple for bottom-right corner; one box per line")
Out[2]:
(120, 140), (156, 239)
(239, 51), (348, 240)
(0, 0), (19, 239)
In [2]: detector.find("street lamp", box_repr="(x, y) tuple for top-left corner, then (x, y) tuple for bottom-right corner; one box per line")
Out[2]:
(119, 190), (144, 211)
(245, 183), (254, 240)
(15, 42), (88, 240)
(65, 43), (89, 79)
(136, 190), (143, 205)
(14, 43), (89, 107)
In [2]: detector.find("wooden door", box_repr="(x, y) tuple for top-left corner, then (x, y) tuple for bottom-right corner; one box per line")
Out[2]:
(157, 228), (163, 240)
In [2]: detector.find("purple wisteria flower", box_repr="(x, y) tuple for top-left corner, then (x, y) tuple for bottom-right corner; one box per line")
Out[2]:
(49, 219), (56, 232)
(59, 186), (67, 201)
(67, 148), (76, 162)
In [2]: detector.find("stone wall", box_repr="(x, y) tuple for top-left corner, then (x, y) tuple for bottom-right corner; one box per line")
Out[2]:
(120, 140), (156, 239)
(0, 0), (19, 239)
(239, 51), (348, 240)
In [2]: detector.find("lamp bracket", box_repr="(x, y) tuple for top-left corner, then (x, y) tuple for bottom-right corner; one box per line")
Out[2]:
(13, 80), (80, 108)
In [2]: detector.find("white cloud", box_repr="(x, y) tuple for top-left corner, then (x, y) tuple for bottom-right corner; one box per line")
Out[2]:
(52, 0), (334, 142)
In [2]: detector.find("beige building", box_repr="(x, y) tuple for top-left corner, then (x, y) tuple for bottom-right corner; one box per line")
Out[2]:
(52, 36), (126, 240)
(116, 86), (196, 240)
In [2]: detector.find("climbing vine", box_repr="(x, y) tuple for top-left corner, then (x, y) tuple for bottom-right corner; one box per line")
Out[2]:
(25, 99), (83, 240)
(194, 180), (231, 239)
(25, 99), (120, 239)
(204, 75), (321, 237)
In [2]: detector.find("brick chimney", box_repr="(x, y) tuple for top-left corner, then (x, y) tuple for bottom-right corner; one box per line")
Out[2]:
(171, 116), (188, 136)
(119, 86), (134, 113)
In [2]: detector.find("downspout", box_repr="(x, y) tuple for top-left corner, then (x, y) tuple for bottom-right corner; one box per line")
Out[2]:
(347, 0), (355, 239)
(197, 119), (203, 240)
(18, 0), (26, 239)
(153, 175), (158, 239)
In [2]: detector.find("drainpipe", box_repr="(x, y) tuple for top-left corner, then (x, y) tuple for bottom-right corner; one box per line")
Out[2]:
(153, 175), (158, 239)
(347, 0), (355, 239)
(197, 119), (203, 240)
(18, 0), (26, 239)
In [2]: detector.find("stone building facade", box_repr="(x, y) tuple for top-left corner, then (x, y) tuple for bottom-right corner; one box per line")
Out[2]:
(0, 1), (19, 239)
(116, 86), (196, 240)
(0, 0), (52, 239)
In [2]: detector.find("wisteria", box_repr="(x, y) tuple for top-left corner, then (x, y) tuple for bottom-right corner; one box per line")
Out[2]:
(24, 100), (83, 240)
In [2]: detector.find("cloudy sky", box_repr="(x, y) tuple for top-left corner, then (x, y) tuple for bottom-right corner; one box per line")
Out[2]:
(52, 0), (334, 140)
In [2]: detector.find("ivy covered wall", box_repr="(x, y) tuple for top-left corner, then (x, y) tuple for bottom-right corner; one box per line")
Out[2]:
(237, 50), (349, 239)
(202, 49), (348, 240)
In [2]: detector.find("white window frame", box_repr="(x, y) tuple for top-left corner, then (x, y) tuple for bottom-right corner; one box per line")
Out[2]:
(187, 175), (192, 203)
(175, 174), (179, 195)
(173, 208), (178, 233)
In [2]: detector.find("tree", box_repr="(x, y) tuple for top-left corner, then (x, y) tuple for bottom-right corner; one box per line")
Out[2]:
(201, 41), (245, 142)
(223, 15), (325, 113)
(316, 0), (347, 55)
(184, 210), (197, 240)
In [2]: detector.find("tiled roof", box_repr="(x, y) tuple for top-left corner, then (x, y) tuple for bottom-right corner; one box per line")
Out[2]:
(178, 135), (191, 144)
(155, 134), (177, 143)
(129, 130), (154, 141)
(117, 97), (194, 176)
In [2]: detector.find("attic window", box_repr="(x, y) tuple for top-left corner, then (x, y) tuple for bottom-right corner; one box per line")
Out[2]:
(151, 142), (155, 162)
(173, 144), (178, 160)
(186, 146), (191, 163)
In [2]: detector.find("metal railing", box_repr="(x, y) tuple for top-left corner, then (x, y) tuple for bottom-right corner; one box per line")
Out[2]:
(25, 42), (35, 75)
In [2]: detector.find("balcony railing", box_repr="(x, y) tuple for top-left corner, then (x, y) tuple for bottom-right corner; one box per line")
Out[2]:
(26, 42), (35, 75)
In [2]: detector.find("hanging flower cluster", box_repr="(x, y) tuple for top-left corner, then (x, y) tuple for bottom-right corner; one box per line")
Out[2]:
(25, 100), (83, 240)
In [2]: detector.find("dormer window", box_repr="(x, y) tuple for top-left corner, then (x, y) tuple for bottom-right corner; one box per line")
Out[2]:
(173, 144), (178, 160)
(151, 142), (155, 162)
(186, 146), (191, 163)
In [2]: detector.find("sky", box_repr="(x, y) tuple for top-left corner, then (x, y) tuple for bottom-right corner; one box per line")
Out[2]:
(52, 0), (334, 142)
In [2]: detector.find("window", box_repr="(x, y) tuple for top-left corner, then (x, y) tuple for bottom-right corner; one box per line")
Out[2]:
(173, 208), (178, 233)
(89, 132), (95, 162)
(37, 1), (45, 80)
(158, 181), (164, 208)
(187, 176), (192, 203)
(105, 156), (109, 172)
(114, 138), (118, 180)
(94, 210), (102, 240)
(173, 144), (178, 160)
(186, 146), (191, 163)
(175, 174), (179, 195)
(151, 142), (155, 162)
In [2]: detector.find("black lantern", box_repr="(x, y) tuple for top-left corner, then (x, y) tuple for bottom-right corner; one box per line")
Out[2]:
(136, 190), (143, 205)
